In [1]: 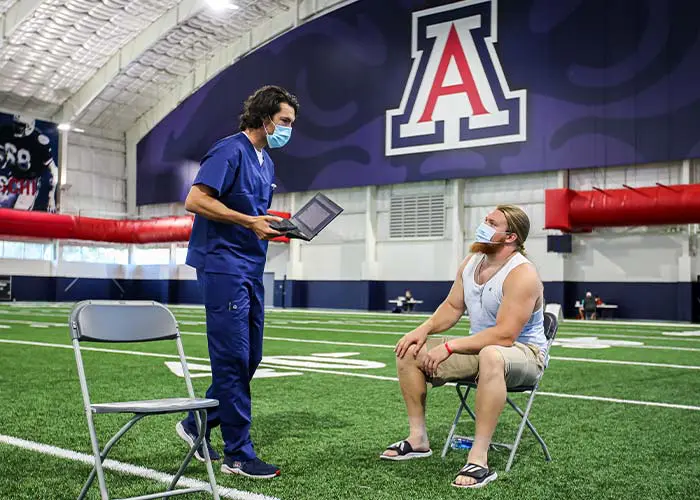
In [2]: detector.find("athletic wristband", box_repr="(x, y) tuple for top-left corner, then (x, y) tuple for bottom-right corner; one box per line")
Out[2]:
(444, 342), (453, 355)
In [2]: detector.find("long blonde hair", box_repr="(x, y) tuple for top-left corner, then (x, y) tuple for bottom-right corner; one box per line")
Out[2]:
(496, 204), (530, 254)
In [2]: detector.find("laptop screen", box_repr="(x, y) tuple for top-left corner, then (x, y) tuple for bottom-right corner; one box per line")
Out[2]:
(292, 193), (343, 237)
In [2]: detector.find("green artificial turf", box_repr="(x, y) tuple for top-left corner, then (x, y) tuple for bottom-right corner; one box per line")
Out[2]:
(0, 304), (698, 499)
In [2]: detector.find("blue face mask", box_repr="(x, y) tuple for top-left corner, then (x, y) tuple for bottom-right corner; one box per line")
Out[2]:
(266, 118), (292, 149)
(475, 222), (508, 244)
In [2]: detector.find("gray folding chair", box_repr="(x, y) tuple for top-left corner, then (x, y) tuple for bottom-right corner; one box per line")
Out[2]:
(69, 300), (220, 500)
(441, 311), (559, 472)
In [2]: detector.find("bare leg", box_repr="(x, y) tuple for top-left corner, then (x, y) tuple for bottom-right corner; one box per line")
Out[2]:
(382, 345), (431, 456)
(454, 346), (506, 486)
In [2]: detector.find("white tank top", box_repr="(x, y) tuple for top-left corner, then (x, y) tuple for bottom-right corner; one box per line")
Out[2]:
(462, 252), (548, 356)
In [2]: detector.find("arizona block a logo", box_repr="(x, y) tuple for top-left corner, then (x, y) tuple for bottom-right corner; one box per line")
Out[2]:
(386, 0), (526, 156)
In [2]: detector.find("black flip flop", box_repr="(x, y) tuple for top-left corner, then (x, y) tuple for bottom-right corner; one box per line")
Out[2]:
(452, 462), (498, 488)
(380, 440), (433, 461)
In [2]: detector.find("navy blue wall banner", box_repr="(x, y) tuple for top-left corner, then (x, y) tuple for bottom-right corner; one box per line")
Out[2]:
(137, 0), (700, 205)
(0, 111), (59, 212)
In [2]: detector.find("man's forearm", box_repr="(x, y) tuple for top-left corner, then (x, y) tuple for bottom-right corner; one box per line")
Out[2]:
(186, 194), (252, 227)
(418, 300), (464, 336)
(448, 326), (515, 354)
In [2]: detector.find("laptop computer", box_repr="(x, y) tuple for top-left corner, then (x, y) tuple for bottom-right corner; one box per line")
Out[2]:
(268, 192), (344, 241)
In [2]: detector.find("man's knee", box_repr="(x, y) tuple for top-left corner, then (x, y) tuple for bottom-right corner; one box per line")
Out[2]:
(478, 345), (505, 378)
(397, 344), (428, 369)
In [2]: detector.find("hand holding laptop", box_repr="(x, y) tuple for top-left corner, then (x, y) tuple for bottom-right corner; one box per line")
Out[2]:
(268, 193), (343, 241)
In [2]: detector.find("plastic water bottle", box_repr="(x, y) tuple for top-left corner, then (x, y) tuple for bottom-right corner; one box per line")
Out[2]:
(451, 436), (473, 450)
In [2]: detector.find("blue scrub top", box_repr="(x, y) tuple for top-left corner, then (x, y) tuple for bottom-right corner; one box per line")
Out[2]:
(186, 132), (275, 277)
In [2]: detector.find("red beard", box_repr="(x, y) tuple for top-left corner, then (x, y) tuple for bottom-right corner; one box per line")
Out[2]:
(470, 242), (505, 255)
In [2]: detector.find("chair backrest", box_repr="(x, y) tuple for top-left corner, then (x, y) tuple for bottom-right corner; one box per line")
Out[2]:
(543, 311), (559, 342)
(70, 300), (178, 343)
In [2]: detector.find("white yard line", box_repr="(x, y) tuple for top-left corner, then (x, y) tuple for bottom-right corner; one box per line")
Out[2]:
(532, 392), (700, 412)
(4, 314), (699, 345)
(3, 330), (699, 371)
(1, 338), (700, 411)
(265, 308), (700, 328)
(268, 325), (700, 344)
(182, 331), (700, 356)
(552, 356), (700, 370)
(0, 434), (279, 500)
(3, 303), (698, 329)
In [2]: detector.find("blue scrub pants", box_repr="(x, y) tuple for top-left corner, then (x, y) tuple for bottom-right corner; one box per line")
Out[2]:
(185, 270), (265, 460)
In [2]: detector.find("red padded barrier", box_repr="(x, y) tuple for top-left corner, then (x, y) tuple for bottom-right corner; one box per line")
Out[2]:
(0, 209), (291, 244)
(545, 183), (700, 232)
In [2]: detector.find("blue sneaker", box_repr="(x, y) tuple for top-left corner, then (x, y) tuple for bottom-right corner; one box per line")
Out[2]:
(221, 456), (281, 479)
(175, 420), (221, 462)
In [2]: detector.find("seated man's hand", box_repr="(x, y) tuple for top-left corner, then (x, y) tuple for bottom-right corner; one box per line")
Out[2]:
(395, 328), (428, 359)
(422, 344), (450, 377)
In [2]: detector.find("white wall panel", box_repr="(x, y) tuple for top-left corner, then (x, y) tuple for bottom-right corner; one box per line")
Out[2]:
(139, 203), (187, 218)
(299, 242), (364, 280)
(569, 161), (683, 190)
(377, 240), (454, 281)
(0, 258), (53, 277)
(265, 243), (290, 278)
(565, 233), (685, 282)
(269, 192), (293, 213)
(62, 131), (126, 216)
(125, 161), (697, 285)
(56, 261), (127, 279)
(692, 159), (700, 183)
(464, 171), (558, 207)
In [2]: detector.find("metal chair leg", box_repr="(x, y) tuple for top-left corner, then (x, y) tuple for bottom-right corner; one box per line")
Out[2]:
(506, 393), (551, 464)
(79, 415), (145, 500)
(79, 411), (111, 500)
(441, 401), (464, 458)
(442, 385), (473, 458)
(197, 410), (220, 500)
(505, 389), (550, 472)
(166, 410), (220, 500)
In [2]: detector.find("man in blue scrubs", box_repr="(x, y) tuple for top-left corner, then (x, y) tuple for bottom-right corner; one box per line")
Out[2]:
(176, 85), (298, 479)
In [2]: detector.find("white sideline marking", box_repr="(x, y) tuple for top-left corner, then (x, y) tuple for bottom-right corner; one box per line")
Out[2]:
(552, 357), (700, 370)
(2, 302), (699, 329)
(3, 335), (700, 372)
(2, 338), (700, 411)
(633, 345), (700, 353)
(182, 331), (394, 349)
(0, 318), (65, 327)
(533, 392), (700, 412)
(260, 324), (700, 344)
(0, 434), (280, 500)
(262, 335), (700, 353)
(182, 331), (700, 355)
(253, 367), (700, 411)
(2, 313), (700, 344)
(0, 338), (206, 361)
(265, 308), (699, 328)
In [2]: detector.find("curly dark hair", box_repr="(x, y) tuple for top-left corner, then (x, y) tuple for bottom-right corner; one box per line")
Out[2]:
(239, 85), (299, 131)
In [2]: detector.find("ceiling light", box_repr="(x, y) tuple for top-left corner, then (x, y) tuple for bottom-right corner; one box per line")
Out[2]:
(207, 0), (239, 10)
(57, 123), (71, 131)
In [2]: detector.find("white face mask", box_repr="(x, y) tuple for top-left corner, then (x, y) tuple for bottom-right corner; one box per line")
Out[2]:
(474, 222), (509, 244)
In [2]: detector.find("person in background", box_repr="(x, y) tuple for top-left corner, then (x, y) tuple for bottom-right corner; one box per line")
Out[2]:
(404, 289), (414, 312)
(582, 291), (597, 320)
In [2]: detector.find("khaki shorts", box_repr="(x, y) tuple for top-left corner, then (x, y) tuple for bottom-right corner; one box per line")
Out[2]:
(424, 337), (545, 388)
